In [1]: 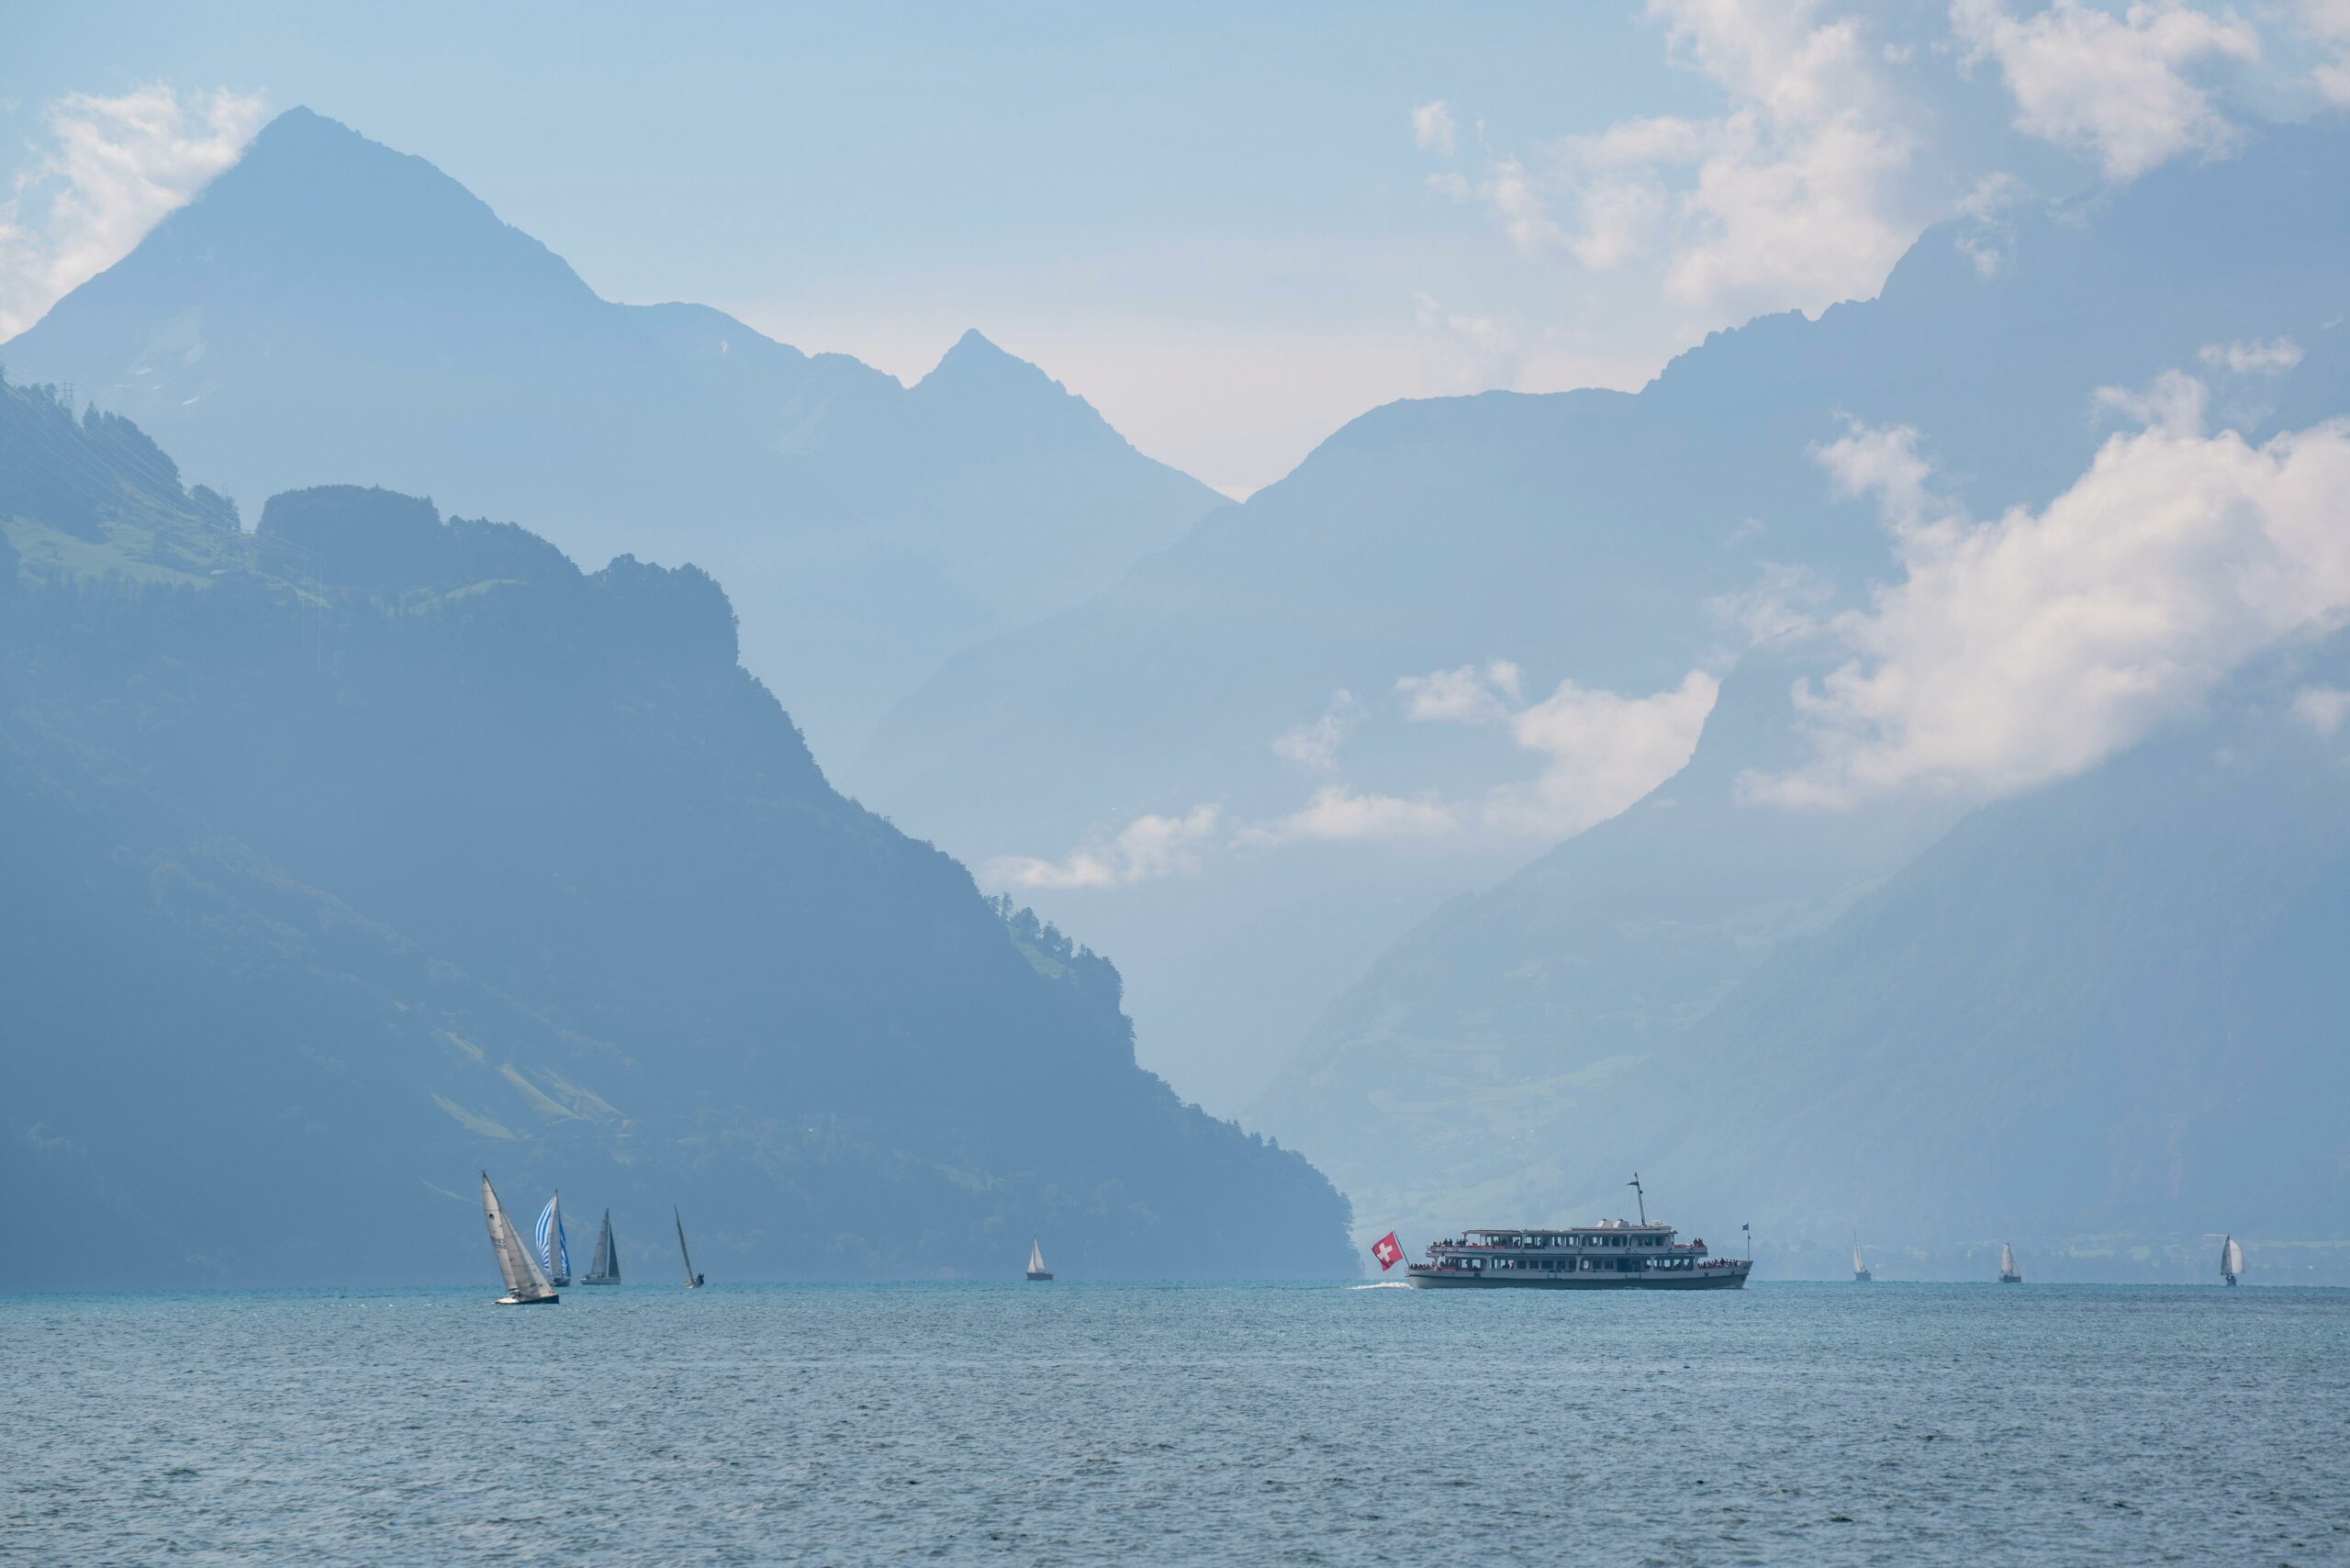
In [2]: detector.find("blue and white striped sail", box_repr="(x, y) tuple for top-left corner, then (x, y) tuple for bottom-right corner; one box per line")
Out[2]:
(535, 1193), (571, 1284)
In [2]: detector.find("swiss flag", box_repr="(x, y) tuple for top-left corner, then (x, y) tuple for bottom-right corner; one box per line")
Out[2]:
(1371, 1231), (1404, 1271)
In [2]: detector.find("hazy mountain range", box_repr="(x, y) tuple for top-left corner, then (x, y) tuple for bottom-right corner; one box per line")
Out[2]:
(1254, 623), (2350, 1276)
(1, 107), (1225, 761)
(853, 122), (2350, 1118)
(7, 104), (2348, 1282)
(0, 376), (1348, 1289)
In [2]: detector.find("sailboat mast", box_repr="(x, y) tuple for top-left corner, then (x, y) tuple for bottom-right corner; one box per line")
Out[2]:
(676, 1205), (696, 1285)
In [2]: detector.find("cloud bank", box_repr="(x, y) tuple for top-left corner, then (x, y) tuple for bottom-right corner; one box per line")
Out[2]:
(1750, 383), (2350, 807)
(1416, 0), (1925, 321)
(986, 804), (1222, 890)
(1403, 660), (1719, 838)
(1951, 0), (2260, 181)
(1270, 690), (1362, 773)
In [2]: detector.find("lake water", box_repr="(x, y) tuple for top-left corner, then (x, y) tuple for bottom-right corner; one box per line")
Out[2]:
(6, 1282), (2345, 1564)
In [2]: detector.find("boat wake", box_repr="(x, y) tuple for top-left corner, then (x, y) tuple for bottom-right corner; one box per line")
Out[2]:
(1348, 1282), (1414, 1290)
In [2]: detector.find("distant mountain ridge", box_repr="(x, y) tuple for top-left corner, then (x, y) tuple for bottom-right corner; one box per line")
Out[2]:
(849, 120), (2350, 1114)
(1253, 622), (2350, 1275)
(0, 375), (1349, 1288)
(1249, 644), (1966, 1239)
(1, 106), (1226, 757)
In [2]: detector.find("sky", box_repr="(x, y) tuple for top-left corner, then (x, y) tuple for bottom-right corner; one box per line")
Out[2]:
(4, 0), (2347, 495)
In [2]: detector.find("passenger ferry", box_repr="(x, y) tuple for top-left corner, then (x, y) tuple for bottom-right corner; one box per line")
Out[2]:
(1404, 1176), (1751, 1290)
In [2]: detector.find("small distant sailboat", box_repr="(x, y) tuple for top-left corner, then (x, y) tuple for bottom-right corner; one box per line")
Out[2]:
(1998, 1242), (2022, 1284)
(581, 1208), (621, 1285)
(1852, 1238), (1872, 1282)
(534, 1192), (573, 1287)
(482, 1172), (558, 1305)
(2221, 1235), (2244, 1287)
(676, 1206), (705, 1289)
(1026, 1239), (1053, 1282)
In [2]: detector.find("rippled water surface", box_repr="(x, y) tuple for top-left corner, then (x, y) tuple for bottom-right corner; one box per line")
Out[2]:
(6, 1282), (2346, 1564)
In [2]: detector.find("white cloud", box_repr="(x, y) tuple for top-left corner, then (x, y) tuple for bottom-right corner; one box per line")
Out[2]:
(1398, 659), (1524, 722)
(1429, 1), (1921, 320)
(2199, 336), (2303, 375)
(1489, 669), (1722, 836)
(2292, 684), (2350, 734)
(2093, 366), (2211, 434)
(985, 804), (1222, 890)
(1270, 690), (1361, 772)
(1748, 385), (2350, 806)
(1950, 0), (2260, 181)
(1402, 659), (1719, 838)
(1239, 786), (1458, 846)
(1817, 420), (1942, 525)
(1952, 170), (2026, 276)
(1411, 100), (1460, 155)
(1651, 0), (1919, 314)
(0, 85), (265, 339)
(2296, 0), (2350, 102)
(1709, 560), (1838, 642)
(1477, 155), (1571, 256)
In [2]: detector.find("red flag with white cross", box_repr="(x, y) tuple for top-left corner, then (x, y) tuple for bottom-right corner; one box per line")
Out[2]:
(1371, 1231), (1404, 1271)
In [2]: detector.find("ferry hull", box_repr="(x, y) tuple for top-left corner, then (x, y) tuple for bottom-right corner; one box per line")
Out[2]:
(1404, 1267), (1749, 1291)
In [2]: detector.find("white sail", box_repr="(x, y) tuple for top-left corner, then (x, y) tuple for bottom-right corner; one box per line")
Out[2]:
(2223, 1237), (2245, 1277)
(1852, 1242), (1865, 1274)
(483, 1173), (554, 1300)
(1029, 1240), (1046, 1274)
(1999, 1243), (2017, 1278)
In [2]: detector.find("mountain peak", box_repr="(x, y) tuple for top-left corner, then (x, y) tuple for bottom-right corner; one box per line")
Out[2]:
(921, 328), (1053, 390)
(911, 328), (1124, 454)
(252, 104), (349, 143)
(101, 105), (599, 316)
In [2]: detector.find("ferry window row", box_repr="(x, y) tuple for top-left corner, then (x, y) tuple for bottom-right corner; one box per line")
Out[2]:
(1450, 1255), (1694, 1271)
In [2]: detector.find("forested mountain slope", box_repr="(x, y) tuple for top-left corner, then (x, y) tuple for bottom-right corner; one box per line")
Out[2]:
(0, 378), (1348, 1288)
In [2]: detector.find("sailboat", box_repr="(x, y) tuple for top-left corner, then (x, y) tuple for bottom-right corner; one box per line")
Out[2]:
(482, 1172), (558, 1305)
(675, 1206), (705, 1289)
(2221, 1235), (2244, 1287)
(1852, 1238), (1872, 1282)
(1998, 1243), (2022, 1284)
(534, 1193), (573, 1287)
(1026, 1239), (1053, 1282)
(581, 1209), (621, 1285)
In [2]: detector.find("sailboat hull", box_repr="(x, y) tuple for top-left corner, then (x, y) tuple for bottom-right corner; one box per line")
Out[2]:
(1026, 1271), (1053, 1281)
(496, 1293), (559, 1305)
